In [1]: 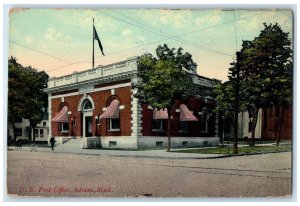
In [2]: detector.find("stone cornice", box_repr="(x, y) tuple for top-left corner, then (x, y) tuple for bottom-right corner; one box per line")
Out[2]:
(45, 71), (137, 94)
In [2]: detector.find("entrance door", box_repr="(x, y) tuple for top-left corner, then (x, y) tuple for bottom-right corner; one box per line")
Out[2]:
(85, 116), (92, 137)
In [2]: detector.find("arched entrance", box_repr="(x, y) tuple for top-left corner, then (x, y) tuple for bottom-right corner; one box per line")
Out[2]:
(82, 99), (93, 137)
(78, 95), (95, 137)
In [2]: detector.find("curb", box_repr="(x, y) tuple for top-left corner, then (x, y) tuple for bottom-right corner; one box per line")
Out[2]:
(7, 147), (291, 160)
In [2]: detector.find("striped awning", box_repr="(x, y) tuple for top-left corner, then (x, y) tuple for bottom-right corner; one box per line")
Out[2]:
(180, 104), (198, 121)
(153, 108), (168, 120)
(51, 106), (68, 123)
(100, 99), (120, 119)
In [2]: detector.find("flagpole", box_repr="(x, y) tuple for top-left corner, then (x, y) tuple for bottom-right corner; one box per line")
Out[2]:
(92, 18), (95, 68)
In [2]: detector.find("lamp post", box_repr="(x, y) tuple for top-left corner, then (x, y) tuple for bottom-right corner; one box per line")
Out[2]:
(95, 116), (99, 136)
(233, 52), (241, 154)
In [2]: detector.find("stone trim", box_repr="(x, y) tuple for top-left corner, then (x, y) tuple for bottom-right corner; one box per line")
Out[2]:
(138, 136), (219, 148)
(45, 71), (137, 93)
(77, 94), (95, 112)
(130, 77), (142, 137)
(50, 82), (132, 99)
(48, 94), (52, 137)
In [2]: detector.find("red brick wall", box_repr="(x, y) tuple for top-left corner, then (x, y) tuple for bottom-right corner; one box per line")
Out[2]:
(261, 105), (292, 140)
(89, 86), (132, 136)
(51, 95), (83, 137)
(51, 84), (132, 137)
(141, 96), (216, 137)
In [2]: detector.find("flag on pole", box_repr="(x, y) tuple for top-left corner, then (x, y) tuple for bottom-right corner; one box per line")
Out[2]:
(93, 26), (105, 56)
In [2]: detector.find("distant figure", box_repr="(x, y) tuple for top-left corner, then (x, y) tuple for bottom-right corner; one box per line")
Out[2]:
(50, 136), (55, 151)
(15, 138), (22, 149)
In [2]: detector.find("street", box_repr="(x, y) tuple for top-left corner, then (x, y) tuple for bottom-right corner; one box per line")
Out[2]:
(7, 150), (291, 197)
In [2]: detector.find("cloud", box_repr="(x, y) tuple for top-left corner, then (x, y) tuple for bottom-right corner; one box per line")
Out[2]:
(194, 11), (222, 27)
(25, 36), (34, 44)
(158, 10), (186, 28)
(237, 11), (278, 33)
(44, 28), (71, 42)
(136, 9), (188, 29)
(122, 29), (132, 37)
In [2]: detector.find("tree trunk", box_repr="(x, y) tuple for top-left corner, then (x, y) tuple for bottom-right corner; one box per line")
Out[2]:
(276, 107), (284, 147)
(167, 109), (171, 152)
(9, 117), (17, 141)
(233, 111), (238, 154)
(249, 107), (259, 147)
(32, 125), (36, 143)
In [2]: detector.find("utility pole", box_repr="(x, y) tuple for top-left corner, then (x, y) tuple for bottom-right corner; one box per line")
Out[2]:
(233, 52), (241, 154)
(92, 18), (95, 68)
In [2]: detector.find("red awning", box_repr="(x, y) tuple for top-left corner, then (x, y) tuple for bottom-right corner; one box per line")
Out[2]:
(100, 99), (120, 119)
(153, 108), (168, 120)
(51, 106), (68, 123)
(180, 104), (198, 121)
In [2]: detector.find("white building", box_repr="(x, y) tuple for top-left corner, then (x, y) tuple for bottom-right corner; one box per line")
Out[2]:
(238, 109), (262, 139)
(8, 116), (49, 142)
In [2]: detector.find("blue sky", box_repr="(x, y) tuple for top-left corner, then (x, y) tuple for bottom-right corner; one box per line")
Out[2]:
(9, 8), (293, 81)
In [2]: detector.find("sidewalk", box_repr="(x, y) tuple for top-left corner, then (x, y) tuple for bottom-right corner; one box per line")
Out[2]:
(7, 146), (224, 159)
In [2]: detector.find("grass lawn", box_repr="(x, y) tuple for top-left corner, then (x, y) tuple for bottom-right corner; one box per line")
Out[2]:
(172, 144), (292, 155)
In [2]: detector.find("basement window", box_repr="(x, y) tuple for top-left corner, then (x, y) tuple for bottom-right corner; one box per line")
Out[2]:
(109, 141), (117, 148)
(182, 141), (188, 147)
(156, 141), (163, 147)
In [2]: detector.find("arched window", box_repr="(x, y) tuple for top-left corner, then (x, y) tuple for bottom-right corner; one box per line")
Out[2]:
(83, 99), (93, 110)
(100, 96), (120, 131)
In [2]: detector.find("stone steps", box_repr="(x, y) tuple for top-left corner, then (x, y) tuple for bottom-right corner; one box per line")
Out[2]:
(56, 138), (83, 150)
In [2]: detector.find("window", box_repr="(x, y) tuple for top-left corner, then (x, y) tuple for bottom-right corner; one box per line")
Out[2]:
(110, 118), (120, 130)
(61, 122), (69, 132)
(202, 121), (209, 132)
(40, 129), (44, 138)
(201, 107), (210, 132)
(152, 119), (163, 131)
(96, 116), (100, 125)
(248, 121), (253, 133)
(35, 129), (39, 137)
(109, 141), (117, 148)
(182, 141), (188, 147)
(15, 128), (22, 136)
(180, 122), (188, 133)
(83, 100), (92, 110)
(156, 141), (163, 147)
(73, 118), (76, 126)
(43, 122), (46, 127)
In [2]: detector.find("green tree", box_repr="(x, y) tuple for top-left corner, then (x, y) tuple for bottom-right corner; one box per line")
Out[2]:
(22, 66), (49, 142)
(214, 23), (292, 148)
(8, 57), (49, 143)
(8, 57), (27, 141)
(240, 23), (292, 146)
(133, 44), (197, 151)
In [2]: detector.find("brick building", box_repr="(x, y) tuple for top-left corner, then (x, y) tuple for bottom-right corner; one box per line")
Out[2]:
(222, 105), (292, 142)
(261, 105), (292, 140)
(45, 57), (219, 149)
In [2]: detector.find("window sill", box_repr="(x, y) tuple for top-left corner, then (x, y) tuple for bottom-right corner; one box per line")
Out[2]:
(108, 129), (120, 132)
(60, 131), (69, 133)
(179, 130), (189, 133)
(152, 129), (165, 132)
